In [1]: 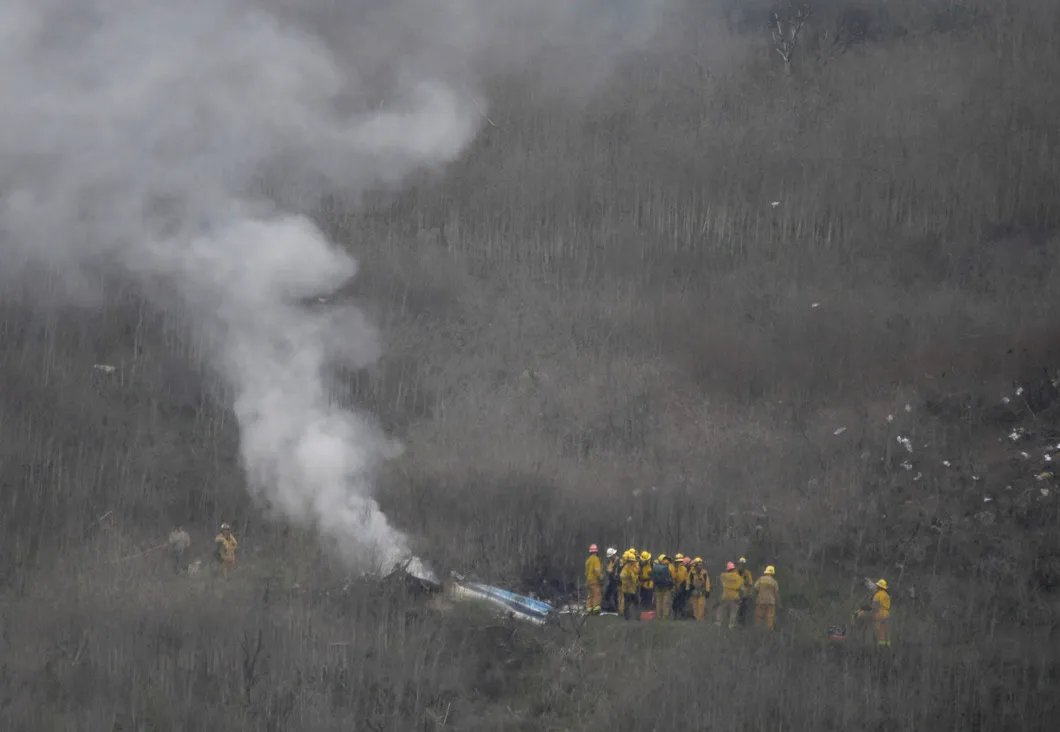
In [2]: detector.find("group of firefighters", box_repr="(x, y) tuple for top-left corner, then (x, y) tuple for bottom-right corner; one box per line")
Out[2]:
(166, 521), (239, 575)
(583, 544), (892, 645)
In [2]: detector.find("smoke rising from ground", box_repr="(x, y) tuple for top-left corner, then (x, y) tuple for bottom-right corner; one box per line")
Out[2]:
(0, 0), (665, 568)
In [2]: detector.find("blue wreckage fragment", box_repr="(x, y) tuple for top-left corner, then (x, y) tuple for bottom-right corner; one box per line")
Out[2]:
(451, 580), (553, 624)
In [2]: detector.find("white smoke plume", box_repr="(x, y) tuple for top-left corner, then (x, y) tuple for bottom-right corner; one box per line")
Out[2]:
(0, 0), (665, 570)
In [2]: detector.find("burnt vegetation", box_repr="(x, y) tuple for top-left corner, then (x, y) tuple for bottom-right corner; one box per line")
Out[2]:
(3, 0), (1060, 729)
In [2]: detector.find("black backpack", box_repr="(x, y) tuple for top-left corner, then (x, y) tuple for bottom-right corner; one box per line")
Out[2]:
(651, 562), (674, 588)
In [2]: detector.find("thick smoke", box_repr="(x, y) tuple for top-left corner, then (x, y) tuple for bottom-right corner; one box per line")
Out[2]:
(0, 0), (665, 570)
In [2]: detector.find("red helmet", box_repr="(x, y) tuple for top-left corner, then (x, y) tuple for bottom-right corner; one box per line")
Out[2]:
(589, 544), (598, 553)
(726, 561), (736, 571)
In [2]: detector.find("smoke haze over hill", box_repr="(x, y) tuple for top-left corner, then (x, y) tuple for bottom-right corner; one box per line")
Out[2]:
(0, 0), (665, 567)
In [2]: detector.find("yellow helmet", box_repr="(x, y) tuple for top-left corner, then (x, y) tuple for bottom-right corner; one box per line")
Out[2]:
(876, 578), (888, 590)
(764, 565), (776, 575)
(640, 551), (651, 561)
(674, 553), (685, 561)
(692, 557), (703, 565)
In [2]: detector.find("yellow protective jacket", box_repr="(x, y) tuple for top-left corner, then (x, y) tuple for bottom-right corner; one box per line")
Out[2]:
(691, 567), (711, 596)
(753, 575), (780, 606)
(585, 554), (603, 585)
(215, 533), (238, 564)
(674, 564), (690, 591)
(720, 570), (743, 601)
(639, 561), (654, 590)
(620, 560), (640, 594)
(872, 589), (891, 619)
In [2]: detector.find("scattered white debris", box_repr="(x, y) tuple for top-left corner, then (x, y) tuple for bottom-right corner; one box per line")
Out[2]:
(897, 436), (913, 453)
(983, 496), (993, 503)
(632, 488), (643, 497)
(900, 460), (913, 471)
(904, 404), (912, 413)
(1020, 451), (1030, 459)
(1015, 386), (1024, 396)
(1045, 454), (1053, 463)
(770, 201), (781, 208)
(1008, 428), (1024, 441)
(942, 460), (951, 467)
(1035, 472), (1053, 482)
(627, 515), (633, 522)
(833, 426), (847, 436)
(886, 414), (895, 423)
(1001, 396), (1011, 404)
(811, 302), (820, 309)
(913, 472), (923, 481)
(316, 297), (329, 304)
(93, 364), (117, 374)
(1042, 488), (1051, 497)
(972, 475), (980, 481)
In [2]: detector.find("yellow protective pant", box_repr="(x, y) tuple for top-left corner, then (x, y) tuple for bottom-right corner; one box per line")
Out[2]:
(692, 594), (707, 621)
(754, 603), (776, 630)
(715, 599), (739, 628)
(586, 582), (602, 613)
(654, 589), (673, 620)
(874, 615), (891, 646)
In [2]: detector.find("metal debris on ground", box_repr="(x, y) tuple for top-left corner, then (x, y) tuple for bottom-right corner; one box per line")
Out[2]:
(942, 460), (951, 467)
(913, 472), (923, 481)
(1016, 386), (1024, 396)
(886, 414), (895, 423)
(983, 496), (993, 503)
(1042, 488), (1052, 497)
(897, 436), (913, 453)
(1009, 428), (1024, 441)
(833, 426), (847, 436)
(93, 364), (117, 374)
(1020, 451), (1030, 459)
(904, 404), (912, 413)
(900, 460), (913, 470)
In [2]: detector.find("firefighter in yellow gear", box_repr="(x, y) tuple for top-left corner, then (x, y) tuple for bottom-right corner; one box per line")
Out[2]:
(584, 544), (604, 614)
(214, 522), (238, 575)
(652, 555), (676, 620)
(737, 556), (754, 625)
(872, 578), (891, 646)
(752, 565), (780, 630)
(619, 550), (640, 620)
(638, 551), (654, 609)
(672, 555), (693, 618)
(690, 558), (711, 621)
(715, 562), (743, 629)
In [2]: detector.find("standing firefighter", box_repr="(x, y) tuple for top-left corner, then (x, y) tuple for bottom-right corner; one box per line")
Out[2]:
(652, 555), (676, 620)
(214, 522), (238, 575)
(619, 550), (640, 620)
(752, 565), (780, 630)
(672, 555), (692, 618)
(639, 551), (654, 610)
(737, 556), (754, 625)
(584, 544), (604, 614)
(715, 561), (743, 629)
(690, 557), (711, 621)
(167, 526), (191, 574)
(603, 547), (621, 612)
(872, 578), (891, 647)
